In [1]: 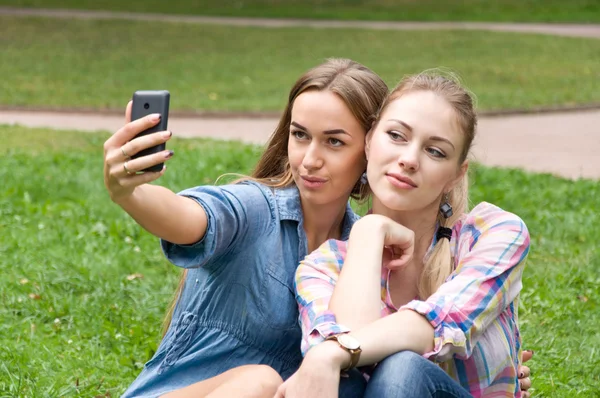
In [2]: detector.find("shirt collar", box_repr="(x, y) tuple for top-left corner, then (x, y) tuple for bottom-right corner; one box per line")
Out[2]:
(275, 184), (303, 221)
(275, 185), (359, 239)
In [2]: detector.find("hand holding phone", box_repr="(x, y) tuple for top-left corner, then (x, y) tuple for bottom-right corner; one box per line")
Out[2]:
(130, 90), (170, 172)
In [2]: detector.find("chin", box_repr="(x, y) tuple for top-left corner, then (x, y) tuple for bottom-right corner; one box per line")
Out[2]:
(299, 185), (347, 208)
(376, 189), (415, 211)
(299, 189), (334, 206)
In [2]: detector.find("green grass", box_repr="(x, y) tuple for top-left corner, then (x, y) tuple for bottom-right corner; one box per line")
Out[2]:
(1, 0), (599, 23)
(1, 124), (599, 396)
(1, 16), (600, 113)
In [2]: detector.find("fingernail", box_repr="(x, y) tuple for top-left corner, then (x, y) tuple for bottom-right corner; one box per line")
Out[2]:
(162, 130), (172, 139)
(150, 113), (161, 122)
(165, 150), (174, 158)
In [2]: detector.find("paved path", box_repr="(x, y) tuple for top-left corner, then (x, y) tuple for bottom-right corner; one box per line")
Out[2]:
(2, 109), (598, 180)
(1, 6), (599, 39)
(1, 6), (599, 180)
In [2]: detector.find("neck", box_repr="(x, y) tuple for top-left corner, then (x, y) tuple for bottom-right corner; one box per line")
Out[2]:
(302, 197), (348, 253)
(371, 197), (439, 260)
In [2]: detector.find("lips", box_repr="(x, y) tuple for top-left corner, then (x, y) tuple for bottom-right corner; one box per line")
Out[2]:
(301, 175), (327, 183)
(386, 172), (417, 188)
(300, 175), (328, 190)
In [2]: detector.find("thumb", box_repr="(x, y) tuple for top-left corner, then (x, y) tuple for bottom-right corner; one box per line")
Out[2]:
(383, 246), (413, 270)
(125, 100), (132, 124)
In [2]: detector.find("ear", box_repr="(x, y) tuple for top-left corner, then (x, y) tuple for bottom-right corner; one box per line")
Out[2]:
(445, 160), (469, 193)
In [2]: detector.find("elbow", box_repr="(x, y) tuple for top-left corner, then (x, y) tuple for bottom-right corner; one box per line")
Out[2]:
(414, 324), (435, 355)
(400, 310), (435, 355)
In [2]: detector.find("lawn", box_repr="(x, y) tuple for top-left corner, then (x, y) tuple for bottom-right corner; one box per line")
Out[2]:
(1, 124), (598, 397)
(1, 0), (599, 23)
(1, 16), (600, 113)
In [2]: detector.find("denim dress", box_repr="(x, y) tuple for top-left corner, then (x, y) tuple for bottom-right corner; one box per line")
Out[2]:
(121, 181), (359, 397)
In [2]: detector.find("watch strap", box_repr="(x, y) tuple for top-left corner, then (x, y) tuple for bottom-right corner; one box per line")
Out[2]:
(325, 334), (362, 371)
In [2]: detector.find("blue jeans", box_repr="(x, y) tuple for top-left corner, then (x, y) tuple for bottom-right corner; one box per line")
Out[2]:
(363, 351), (472, 398)
(339, 368), (367, 398)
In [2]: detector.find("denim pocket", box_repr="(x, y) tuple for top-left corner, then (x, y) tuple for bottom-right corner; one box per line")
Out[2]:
(157, 311), (198, 374)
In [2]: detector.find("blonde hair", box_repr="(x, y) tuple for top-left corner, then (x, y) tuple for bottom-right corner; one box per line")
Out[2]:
(378, 71), (477, 300)
(162, 59), (388, 335)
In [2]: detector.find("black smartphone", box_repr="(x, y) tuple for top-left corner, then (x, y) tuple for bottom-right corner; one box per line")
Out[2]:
(130, 90), (170, 172)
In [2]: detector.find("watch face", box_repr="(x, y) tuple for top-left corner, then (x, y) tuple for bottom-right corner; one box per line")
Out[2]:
(338, 334), (360, 350)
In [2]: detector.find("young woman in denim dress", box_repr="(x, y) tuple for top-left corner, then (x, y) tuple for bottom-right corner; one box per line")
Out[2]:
(102, 59), (388, 397)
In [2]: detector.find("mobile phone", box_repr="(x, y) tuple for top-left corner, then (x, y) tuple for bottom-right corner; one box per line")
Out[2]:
(130, 90), (170, 172)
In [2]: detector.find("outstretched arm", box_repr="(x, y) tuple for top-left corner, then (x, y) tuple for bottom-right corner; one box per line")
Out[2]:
(103, 102), (207, 245)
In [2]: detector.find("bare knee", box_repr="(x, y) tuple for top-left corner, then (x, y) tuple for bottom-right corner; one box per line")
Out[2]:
(243, 365), (283, 396)
(205, 365), (283, 398)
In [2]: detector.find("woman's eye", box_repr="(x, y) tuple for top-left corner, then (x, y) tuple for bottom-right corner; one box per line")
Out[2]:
(387, 131), (405, 141)
(328, 138), (344, 147)
(427, 148), (446, 158)
(291, 130), (308, 140)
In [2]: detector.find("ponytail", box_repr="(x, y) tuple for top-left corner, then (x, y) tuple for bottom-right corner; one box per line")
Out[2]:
(418, 174), (469, 299)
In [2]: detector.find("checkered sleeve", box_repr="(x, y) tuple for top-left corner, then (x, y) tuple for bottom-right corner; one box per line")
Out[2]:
(400, 206), (530, 363)
(295, 239), (350, 356)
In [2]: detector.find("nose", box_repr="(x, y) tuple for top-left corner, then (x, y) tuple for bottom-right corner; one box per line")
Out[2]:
(302, 142), (324, 171)
(398, 145), (419, 172)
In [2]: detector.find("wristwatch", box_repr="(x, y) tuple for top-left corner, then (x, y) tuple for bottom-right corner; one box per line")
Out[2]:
(325, 333), (362, 371)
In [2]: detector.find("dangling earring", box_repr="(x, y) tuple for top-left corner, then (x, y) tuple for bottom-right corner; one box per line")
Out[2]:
(440, 193), (453, 219)
(360, 172), (368, 185)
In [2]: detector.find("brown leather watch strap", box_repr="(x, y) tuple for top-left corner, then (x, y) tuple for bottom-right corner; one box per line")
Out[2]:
(325, 334), (362, 371)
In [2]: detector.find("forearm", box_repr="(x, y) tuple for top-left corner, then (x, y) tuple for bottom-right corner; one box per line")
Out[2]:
(115, 184), (207, 244)
(352, 309), (434, 367)
(329, 224), (384, 330)
(321, 309), (435, 370)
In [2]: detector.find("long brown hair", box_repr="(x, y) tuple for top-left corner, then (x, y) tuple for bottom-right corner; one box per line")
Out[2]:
(377, 71), (477, 300)
(162, 58), (388, 334)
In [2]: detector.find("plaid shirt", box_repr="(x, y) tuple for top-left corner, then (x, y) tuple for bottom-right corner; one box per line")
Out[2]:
(295, 202), (530, 397)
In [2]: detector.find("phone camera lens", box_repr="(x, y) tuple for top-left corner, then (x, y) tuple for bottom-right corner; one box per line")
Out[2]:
(144, 103), (150, 110)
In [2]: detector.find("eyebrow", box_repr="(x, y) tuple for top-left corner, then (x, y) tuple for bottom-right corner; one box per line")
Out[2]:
(388, 119), (455, 150)
(291, 121), (350, 136)
(430, 136), (456, 150)
(388, 119), (413, 132)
